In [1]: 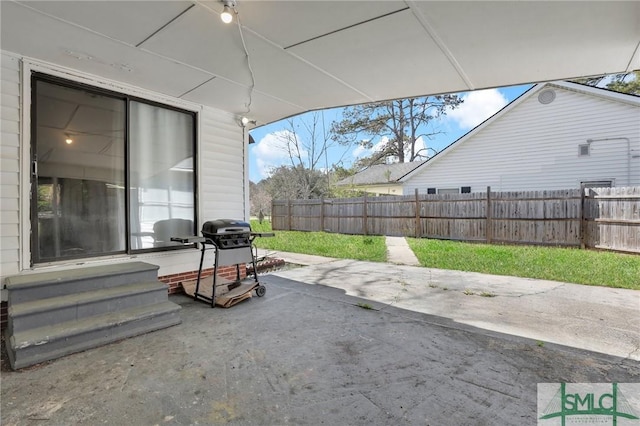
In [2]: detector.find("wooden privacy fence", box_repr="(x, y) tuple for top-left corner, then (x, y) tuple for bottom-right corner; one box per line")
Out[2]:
(271, 186), (640, 254)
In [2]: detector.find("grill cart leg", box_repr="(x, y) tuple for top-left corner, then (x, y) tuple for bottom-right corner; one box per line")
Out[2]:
(194, 241), (207, 301)
(211, 248), (219, 308)
(249, 236), (266, 297)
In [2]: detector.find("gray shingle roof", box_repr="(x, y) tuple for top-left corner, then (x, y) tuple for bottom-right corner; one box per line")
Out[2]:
(336, 161), (426, 186)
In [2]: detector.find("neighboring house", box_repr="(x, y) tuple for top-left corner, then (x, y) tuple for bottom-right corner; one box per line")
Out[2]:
(400, 82), (640, 194)
(336, 161), (425, 195)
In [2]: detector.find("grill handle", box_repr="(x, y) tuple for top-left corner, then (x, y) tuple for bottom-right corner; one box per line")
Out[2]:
(224, 228), (246, 233)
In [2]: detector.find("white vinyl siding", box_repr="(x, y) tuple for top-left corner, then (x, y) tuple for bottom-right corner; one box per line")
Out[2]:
(1, 53), (21, 277)
(437, 188), (459, 195)
(0, 53), (246, 282)
(403, 85), (640, 194)
(199, 107), (245, 221)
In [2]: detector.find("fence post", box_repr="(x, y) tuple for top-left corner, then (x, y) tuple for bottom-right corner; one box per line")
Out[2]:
(288, 199), (292, 231)
(415, 188), (421, 238)
(580, 184), (586, 249)
(320, 196), (325, 232)
(486, 186), (492, 243)
(271, 200), (275, 228)
(363, 193), (368, 235)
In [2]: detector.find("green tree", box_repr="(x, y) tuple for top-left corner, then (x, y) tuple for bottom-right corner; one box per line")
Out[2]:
(606, 71), (640, 95)
(574, 70), (640, 95)
(263, 165), (328, 200)
(330, 95), (463, 165)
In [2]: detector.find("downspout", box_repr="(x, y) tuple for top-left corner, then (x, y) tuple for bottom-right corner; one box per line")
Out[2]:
(586, 137), (636, 185)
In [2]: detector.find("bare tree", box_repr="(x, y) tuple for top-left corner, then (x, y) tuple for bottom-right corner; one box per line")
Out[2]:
(330, 95), (463, 164)
(249, 180), (271, 217)
(271, 111), (349, 199)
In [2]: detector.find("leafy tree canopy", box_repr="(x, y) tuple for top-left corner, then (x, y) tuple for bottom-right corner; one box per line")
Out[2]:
(573, 70), (640, 95)
(262, 165), (329, 200)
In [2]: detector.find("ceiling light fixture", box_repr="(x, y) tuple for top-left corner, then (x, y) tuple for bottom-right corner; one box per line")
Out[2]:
(240, 116), (256, 127)
(64, 134), (73, 144)
(220, 0), (236, 24)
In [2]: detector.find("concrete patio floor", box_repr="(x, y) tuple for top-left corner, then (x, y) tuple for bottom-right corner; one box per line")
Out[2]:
(2, 271), (639, 425)
(266, 256), (640, 361)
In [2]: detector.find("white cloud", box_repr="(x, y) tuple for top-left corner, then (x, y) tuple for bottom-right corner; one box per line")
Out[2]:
(414, 136), (427, 158)
(351, 136), (433, 162)
(252, 130), (306, 179)
(352, 145), (368, 159)
(447, 89), (508, 130)
(352, 136), (388, 159)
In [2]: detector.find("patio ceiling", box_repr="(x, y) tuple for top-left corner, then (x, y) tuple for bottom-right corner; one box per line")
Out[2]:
(2, 1), (639, 127)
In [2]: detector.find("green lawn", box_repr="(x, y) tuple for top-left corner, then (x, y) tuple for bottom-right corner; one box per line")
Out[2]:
(251, 220), (639, 290)
(251, 220), (387, 262)
(407, 238), (640, 290)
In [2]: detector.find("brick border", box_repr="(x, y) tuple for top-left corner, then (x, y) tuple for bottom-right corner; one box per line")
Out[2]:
(158, 264), (247, 294)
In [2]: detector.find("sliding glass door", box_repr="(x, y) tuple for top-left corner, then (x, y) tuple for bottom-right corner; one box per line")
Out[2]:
(31, 75), (196, 264)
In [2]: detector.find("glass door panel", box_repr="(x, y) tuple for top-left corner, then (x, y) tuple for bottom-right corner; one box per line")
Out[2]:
(32, 79), (126, 262)
(129, 101), (195, 249)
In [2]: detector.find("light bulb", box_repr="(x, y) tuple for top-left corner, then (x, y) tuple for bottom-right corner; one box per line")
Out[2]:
(220, 5), (233, 23)
(65, 135), (73, 144)
(241, 116), (249, 126)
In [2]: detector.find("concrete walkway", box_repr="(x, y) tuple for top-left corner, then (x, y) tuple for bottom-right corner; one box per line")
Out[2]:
(385, 236), (420, 266)
(257, 236), (420, 267)
(258, 247), (640, 361)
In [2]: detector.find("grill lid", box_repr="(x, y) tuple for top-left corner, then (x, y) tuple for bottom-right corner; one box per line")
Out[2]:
(202, 219), (251, 235)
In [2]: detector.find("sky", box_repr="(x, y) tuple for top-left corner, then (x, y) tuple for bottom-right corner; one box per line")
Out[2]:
(248, 83), (534, 182)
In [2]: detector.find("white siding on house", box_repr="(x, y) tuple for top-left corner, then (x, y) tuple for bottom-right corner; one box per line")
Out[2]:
(200, 107), (245, 221)
(0, 53), (247, 281)
(403, 85), (640, 194)
(1, 53), (21, 277)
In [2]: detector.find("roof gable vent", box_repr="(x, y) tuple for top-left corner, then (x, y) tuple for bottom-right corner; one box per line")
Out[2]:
(538, 89), (556, 104)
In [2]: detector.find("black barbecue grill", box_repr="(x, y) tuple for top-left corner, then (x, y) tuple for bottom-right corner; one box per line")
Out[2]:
(202, 219), (252, 250)
(170, 219), (272, 308)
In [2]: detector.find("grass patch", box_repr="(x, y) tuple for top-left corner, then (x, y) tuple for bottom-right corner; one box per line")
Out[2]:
(463, 289), (474, 296)
(251, 220), (639, 290)
(407, 238), (640, 290)
(357, 302), (373, 310)
(251, 220), (387, 262)
(479, 292), (496, 298)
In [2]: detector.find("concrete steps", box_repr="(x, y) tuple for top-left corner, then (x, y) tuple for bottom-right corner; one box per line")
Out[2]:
(4, 262), (181, 370)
